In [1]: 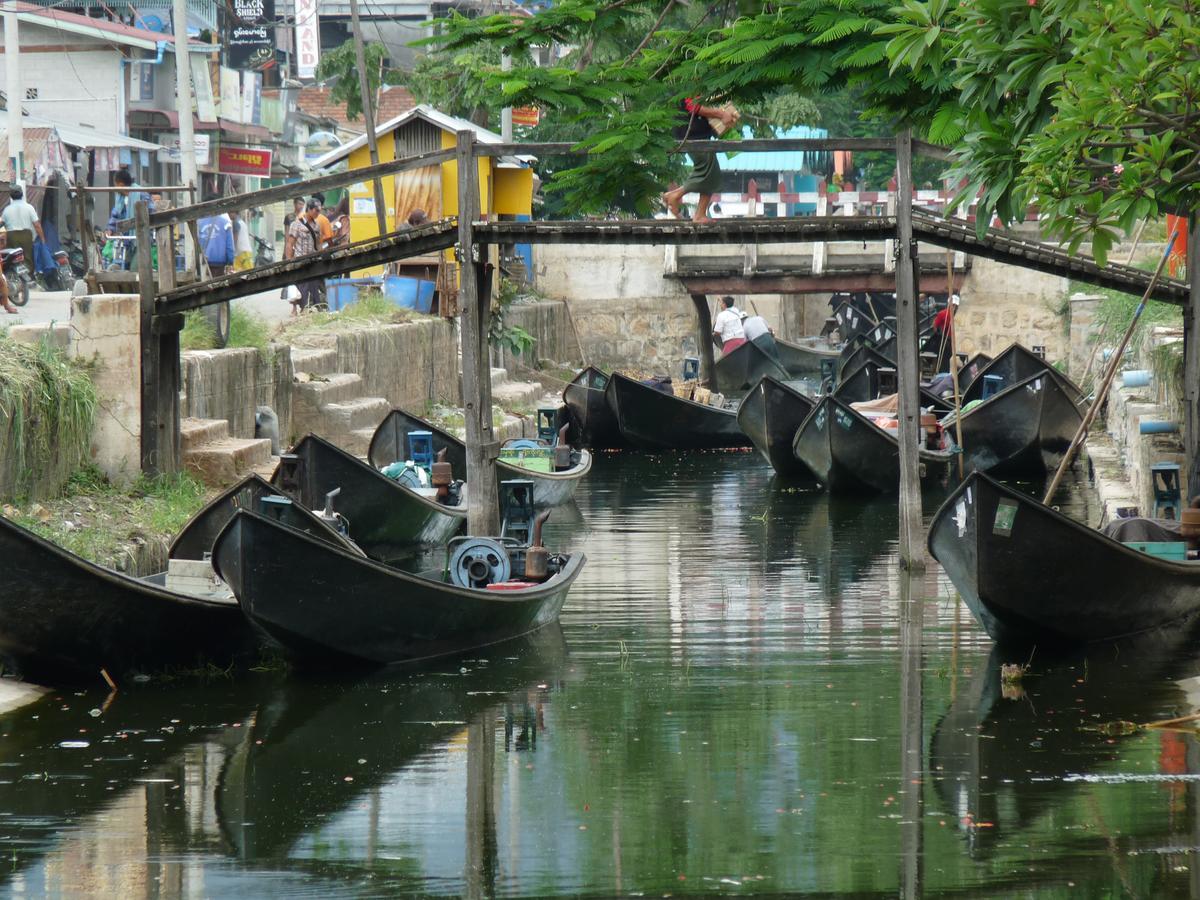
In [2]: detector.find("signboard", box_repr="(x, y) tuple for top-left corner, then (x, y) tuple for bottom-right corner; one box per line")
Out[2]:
(191, 56), (218, 122)
(294, 0), (320, 79)
(217, 146), (273, 177)
(226, 0), (275, 70)
(157, 133), (211, 166)
(137, 60), (155, 100)
(241, 70), (261, 125)
(511, 106), (540, 127)
(219, 67), (243, 123)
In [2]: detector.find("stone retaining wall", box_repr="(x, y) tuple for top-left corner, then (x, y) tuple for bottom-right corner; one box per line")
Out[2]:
(497, 299), (577, 372)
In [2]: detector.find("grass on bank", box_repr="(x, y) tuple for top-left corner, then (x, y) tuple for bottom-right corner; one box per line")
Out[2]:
(181, 306), (273, 355)
(5, 464), (209, 568)
(0, 333), (97, 499)
(274, 290), (423, 344)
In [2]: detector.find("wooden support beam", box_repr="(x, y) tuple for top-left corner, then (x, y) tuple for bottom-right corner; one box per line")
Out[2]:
(676, 272), (967, 295)
(457, 130), (501, 536)
(136, 200), (161, 475)
(690, 293), (716, 388)
(894, 130), (924, 570)
(1186, 212), (1200, 503)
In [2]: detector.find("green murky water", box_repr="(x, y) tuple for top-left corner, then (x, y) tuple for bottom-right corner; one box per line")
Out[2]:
(2, 453), (1199, 897)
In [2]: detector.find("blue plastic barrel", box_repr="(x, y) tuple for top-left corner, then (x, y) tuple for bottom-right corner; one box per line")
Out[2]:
(1122, 369), (1152, 387)
(1139, 420), (1179, 434)
(384, 275), (419, 309)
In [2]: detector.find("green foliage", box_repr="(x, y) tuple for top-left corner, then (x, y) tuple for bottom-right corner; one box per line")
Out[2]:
(180, 310), (215, 350)
(315, 39), (388, 122)
(489, 278), (537, 357)
(273, 290), (423, 344)
(181, 308), (273, 356)
(0, 334), (97, 501)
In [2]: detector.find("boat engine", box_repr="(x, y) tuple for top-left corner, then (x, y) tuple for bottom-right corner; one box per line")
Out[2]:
(431, 447), (459, 504)
(500, 479), (536, 545)
(523, 510), (553, 582)
(448, 537), (512, 588)
(554, 424), (572, 470)
(317, 487), (350, 535)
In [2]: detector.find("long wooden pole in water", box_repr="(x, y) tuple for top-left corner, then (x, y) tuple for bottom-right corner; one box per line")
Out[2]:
(1042, 232), (1179, 504)
(947, 248), (964, 478)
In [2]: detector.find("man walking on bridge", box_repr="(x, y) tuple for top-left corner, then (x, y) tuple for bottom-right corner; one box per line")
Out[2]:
(285, 199), (325, 314)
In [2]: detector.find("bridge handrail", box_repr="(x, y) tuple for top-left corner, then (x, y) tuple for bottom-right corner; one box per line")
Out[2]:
(148, 147), (456, 229)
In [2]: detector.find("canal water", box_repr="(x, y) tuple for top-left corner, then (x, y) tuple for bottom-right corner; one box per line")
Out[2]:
(3, 453), (1200, 897)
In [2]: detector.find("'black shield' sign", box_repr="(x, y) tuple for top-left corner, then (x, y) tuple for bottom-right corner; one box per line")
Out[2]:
(226, 0), (276, 70)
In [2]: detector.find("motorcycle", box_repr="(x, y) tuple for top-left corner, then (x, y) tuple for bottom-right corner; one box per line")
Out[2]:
(252, 234), (275, 268)
(2, 247), (33, 307)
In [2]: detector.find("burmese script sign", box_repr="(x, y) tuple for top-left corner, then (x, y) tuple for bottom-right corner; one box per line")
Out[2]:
(227, 0), (275, 70)
(218, 146), (273, 177)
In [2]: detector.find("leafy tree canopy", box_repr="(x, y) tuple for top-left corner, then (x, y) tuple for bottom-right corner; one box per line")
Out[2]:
(315, 39), (388, 122)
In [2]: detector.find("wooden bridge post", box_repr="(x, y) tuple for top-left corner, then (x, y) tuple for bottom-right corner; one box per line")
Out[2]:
(894, 130), (925, 569)
(136, 200), (180, 476)
(456, 130), (501, 535)
(690, 293), (716, 387)
(1185, 212), (1200, 502)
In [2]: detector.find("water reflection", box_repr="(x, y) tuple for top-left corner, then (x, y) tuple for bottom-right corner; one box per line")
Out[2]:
(8, 453), (1200, 895)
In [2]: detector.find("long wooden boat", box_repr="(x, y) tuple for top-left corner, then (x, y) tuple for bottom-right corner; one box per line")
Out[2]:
(831, 300), (875, 341)
(961, 342), (1084, 406)
(952, 370), (1084, 477)
(713, 338), (790, 394)
(562, 366), (625, 449)
(958, 352), (992, 391)
(275, 433), (466, 559)
(213, 508), (585, 667)
(368, 407), (592, 508)
(834, 356), (954, 414)
(0, 514), (256, 683)
(604, 371), (751, 450)
(774, 336), (840, 379)
(735, 375), (817, 479)
(928, 471), (1200, 645)
(792, 394), (954, 493)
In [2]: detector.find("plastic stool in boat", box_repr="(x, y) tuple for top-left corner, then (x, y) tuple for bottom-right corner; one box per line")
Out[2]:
(1151, 462), (1182, 519)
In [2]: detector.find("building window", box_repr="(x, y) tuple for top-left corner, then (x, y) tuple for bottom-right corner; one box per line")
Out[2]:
(24, 88), (37, 100)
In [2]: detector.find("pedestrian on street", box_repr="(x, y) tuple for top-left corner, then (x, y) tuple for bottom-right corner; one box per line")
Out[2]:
(2, 187), (45, 278)
(285, 199), (325, 314)
(661, 97), (736, 223)
(105, 169), (151, 270)
(283, 197), (304, 232)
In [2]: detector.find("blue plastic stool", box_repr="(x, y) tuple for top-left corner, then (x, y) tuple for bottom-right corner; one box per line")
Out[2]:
(407, 430), (434, 471)
(1151, 462), (1182, 519)
(537, 408), (558, 444)
(682, 356), (700, 381)
(981, 375), (1005, 399)
(500, 479), (536, 544)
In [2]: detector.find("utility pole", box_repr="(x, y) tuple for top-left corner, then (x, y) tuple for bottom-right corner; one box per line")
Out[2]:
(348, 0), (389, 238)
(3, 0), (22, 185)
(172, 0), (197, 265)
(500, 53), (512, 142)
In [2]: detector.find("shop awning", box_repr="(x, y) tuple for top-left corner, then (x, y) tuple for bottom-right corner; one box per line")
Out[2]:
(0, 110), (162, 151)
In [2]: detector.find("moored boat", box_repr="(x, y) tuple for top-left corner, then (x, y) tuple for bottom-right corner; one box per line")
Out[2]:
(928, 471), (1200, 645)
(212, 508), (585, 667)
(713, 339), (790, 395)
(735, 375), (817, 479)
(368, 407), (592, 509)
(0, 514), (256, 683)
(275, 433), (467, 559)
(961, 343), (1084, 406)
(834, 356), (954, 414)
(562, 366), (625, 449)
(792, 394), (954, 493)
(774, 336), (840, 379)
(951, 370), (1084, 477)
(604, 371), (751, 450)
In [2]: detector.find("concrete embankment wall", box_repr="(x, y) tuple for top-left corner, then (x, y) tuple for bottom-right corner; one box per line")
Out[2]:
(534, 241), (1081, 372)
(493, 299), (578, 374)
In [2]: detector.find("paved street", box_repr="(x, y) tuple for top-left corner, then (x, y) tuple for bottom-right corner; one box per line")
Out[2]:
(3, 287), (295, 328)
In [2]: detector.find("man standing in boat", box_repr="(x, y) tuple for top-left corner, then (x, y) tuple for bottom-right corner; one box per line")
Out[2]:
(712, 296), (746, 355)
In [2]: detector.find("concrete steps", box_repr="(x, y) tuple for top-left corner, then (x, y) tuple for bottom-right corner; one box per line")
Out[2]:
(291, 364), (390, 457)
(181, 416), (274, 486)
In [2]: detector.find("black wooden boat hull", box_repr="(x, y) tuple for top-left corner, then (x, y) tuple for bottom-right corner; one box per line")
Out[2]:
(713, 339), (790, 394)
(792, 395), (953, 493)
(213, 509), (584, 667)
(834, 357), (954, 414)
(735, 375), (817, 478)
(928, 472), (1200, 645)
(276, 434), (466, 560)
(961, 342), (1084, 406)
(604, 372), (751, 450)
(562, 366), (625, 449)
(831, 300), (875, 341)
(774, 337), (840, 379)
(170, 474), (279, 560)
(955, 370), (1084, 477)
(0, 515), (254, 682)
(368, 408), (592, 508)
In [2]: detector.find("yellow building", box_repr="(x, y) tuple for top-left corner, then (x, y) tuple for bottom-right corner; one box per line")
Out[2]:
(311, 104), (535, 277)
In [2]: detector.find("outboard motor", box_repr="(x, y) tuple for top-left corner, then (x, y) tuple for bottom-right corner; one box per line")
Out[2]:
(554, 424), (572, 471)
(448, 537), (512, 588)
(317, 487), (350, 535)
(523, 510), (553, 582)
(431, 447), (455, 504)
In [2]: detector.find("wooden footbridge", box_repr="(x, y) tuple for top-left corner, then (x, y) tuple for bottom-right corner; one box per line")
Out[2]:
(130, 131), (1197, 566)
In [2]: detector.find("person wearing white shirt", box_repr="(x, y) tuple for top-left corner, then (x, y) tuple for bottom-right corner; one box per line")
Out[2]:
(740, 311), (779, 359)
(711, 295), (746, 355)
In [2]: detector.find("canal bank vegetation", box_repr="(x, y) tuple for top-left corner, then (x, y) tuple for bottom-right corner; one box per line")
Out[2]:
(0, 333), (96, 501)
(181, 307), (272, 355)
(274, 290), (424, 344)
(1, 464), (209, 574)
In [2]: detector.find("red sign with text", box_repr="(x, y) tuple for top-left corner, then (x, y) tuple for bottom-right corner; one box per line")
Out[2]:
(217, 146), (273, 177)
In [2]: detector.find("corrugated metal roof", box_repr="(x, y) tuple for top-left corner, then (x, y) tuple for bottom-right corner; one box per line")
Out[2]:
(0, 110), (162, 151)
(715, 125), (829, 173)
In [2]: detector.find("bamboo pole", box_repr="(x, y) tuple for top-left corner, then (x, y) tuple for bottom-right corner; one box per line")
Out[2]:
(894, 130), (924, 569)
(1042, 232), (1179, 504)
(947, 248), (964, 478)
